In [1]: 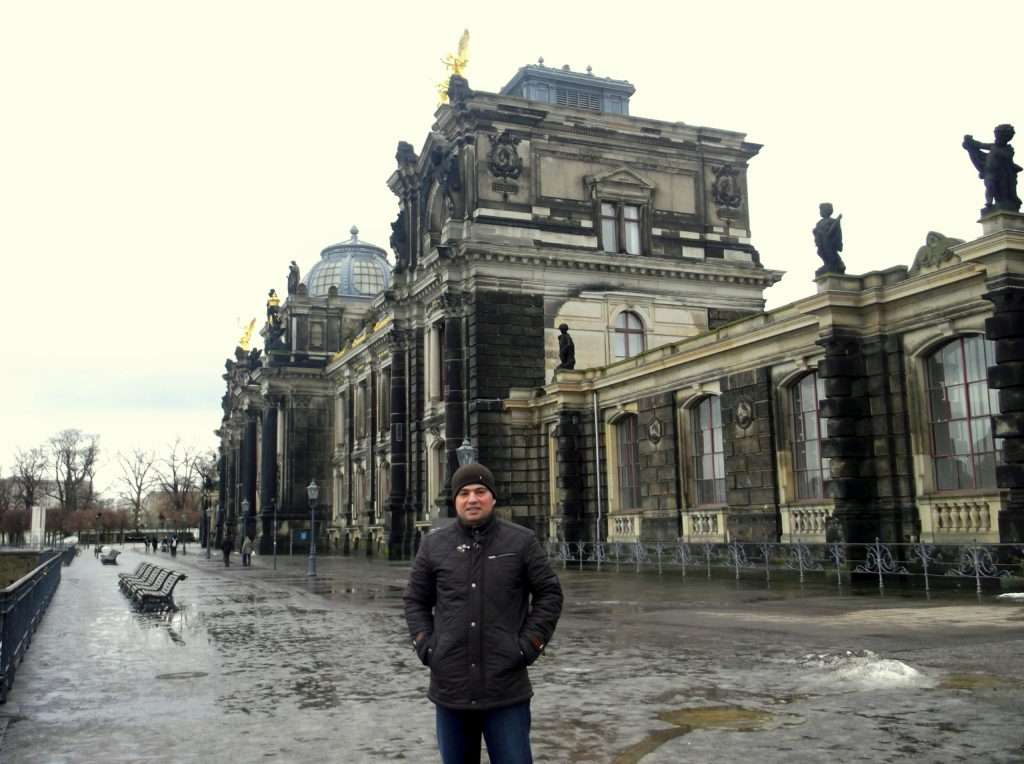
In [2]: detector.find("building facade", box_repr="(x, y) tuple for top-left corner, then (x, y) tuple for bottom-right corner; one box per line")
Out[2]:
(217, 63), (1024, 558)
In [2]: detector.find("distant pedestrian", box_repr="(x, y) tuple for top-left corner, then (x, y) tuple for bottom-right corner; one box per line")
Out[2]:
(221, 535), (234, 567)
(241, 536), (253, 567)
(404, 463), (563, 764)
(170, 536), (178, 557)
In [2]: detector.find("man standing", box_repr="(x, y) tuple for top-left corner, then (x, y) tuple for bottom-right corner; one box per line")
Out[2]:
(404, 463), (563, 764)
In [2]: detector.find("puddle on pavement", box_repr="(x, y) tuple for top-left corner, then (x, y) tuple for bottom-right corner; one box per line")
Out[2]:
(612, 706), (776, 763)
(939, 673), (1016, 690)
(155, 671), (209, 680)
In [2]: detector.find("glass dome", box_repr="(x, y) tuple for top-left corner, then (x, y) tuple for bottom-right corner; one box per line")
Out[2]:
(304, 226), (391, 298)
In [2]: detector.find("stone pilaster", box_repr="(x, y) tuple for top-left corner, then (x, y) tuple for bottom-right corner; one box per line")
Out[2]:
(242, 413), (258, 540)
(388, 333), (412, 558)
(443, 311), (464, 515)
(215, 451), (226, 546)
(554, 409), (584, 543)
(258, 401), (279, 555)
(984, 274), (1024, 541)
(818, 329), (876, 543)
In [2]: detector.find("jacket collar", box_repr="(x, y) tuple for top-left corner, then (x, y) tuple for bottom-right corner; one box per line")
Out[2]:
(456, 512), (496, 540)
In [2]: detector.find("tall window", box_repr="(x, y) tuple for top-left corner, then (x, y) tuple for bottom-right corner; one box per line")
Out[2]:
(613, 311), (646, 359)
(616, 415), (641, 510)
(601, 202), (641, 255)
(927, 336), (1001, 491)
(792, 372), (830, 500)
(355, 381), (368, 440)
(378, 367), (391, 435)
(693, 397), (726, 505)
(434, 442), (447, 499)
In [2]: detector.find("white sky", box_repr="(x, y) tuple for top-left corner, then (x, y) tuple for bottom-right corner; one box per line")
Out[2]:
(2, 1), (1021, 494)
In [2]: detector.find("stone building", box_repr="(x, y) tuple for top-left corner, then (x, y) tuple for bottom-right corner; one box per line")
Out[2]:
(216, 61), (1024, 558)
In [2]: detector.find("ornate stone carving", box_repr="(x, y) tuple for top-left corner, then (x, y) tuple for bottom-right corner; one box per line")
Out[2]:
(909, 231), (965, 274)
(287, 261), (300, 294)
(555, 323), (575, 371)
(647, 417), (663, 445)
(711, 165), (743, 215)
(487, 131), (523, 180)
(734, 398), (754, 430)
(396, 141), (418, 167)
(389, 208), (409, 271)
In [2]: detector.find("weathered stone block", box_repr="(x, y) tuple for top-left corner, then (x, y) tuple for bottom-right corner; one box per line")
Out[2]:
(996, 463), (1024, 488)
(989, 363), (1024, 389)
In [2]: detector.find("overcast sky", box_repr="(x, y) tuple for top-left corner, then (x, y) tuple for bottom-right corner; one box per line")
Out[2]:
(3, 1), (1021, 494)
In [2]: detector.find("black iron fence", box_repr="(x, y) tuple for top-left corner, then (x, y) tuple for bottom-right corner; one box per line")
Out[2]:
(0, 547), (73, 703)
(547, 539), (1024, 595)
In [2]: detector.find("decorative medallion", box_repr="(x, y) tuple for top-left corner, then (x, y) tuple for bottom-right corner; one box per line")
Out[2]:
(711, 165), (743, 214)
(487, 131), (523, 180)
(734, 398), (754, 430)
(648, 417), (664, 445)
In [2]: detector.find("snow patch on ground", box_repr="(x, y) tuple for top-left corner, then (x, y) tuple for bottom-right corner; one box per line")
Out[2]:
(798, 649), (936, 689)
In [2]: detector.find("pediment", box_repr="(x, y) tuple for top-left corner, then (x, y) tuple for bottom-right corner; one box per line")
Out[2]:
(588, 167), (655, 189)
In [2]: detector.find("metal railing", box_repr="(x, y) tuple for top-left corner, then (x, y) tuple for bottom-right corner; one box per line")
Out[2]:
(0, 548), (73, 703)
(547, 539), (1024, 596)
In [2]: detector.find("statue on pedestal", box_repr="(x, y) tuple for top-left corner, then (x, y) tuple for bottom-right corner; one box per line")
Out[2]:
(963, 124), (1022, 213)
(287, 261), (300, 295)
(555, 324), (576, 371)
(813, 203), (845, 276)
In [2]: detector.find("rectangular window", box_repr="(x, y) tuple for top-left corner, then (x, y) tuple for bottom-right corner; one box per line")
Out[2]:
(692, 398), (726, 505)
(792, 373), (830, 500)
(616, 416), (641, 510)
(600, 202), (642, 255)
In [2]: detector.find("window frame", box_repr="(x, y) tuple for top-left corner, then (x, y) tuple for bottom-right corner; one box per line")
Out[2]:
(926, 335), (1001, 492)
(612, 310), (646, 360)
(615, 414), (641, 511)
(600, 201), (643, 255)
(790, 371), (831, 501)
(691, 396), (726, 506)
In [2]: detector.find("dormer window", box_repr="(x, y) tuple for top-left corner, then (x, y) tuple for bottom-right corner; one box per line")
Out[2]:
(601, 202), (641, 255)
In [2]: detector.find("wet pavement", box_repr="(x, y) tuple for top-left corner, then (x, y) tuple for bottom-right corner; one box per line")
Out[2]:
(2, 545), (1023, 763)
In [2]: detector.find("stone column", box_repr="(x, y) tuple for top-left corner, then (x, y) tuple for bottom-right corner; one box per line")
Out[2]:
(984, 275), (1024, 541)
(259, 400), (279, 555)
(554, 410), (584, 543)
(242, 413), (258, 540)
(819, 329), (876, 543)
(443, 311), (464, 515)
(387, 332), (411, 558)
(215, 452), (226, 546)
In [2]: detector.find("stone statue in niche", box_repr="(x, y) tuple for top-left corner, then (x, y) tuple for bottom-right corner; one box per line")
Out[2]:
(555, 323), (576, 371)
(963, 124), (1022, 213)
(440, 150), (462, 217)
(390, 208), (409, 272)
(813, 203), (845, 276)
(287, 261), (300, 294)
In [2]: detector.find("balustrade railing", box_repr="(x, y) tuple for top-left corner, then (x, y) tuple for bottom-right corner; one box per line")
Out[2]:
(547, 539), (1024, 595)
(0, 548), (71, 703)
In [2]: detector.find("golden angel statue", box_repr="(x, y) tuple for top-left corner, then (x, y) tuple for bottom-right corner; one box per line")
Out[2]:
(237, 318), (256, 351)
(437, 29), (470, 104)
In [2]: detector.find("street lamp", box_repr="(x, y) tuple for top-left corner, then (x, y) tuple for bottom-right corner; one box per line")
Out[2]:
(202, 483), (211, 560)
(306, 479), (319, 577)
(457, 436), (477, 466)
(95, 512), (102, 548)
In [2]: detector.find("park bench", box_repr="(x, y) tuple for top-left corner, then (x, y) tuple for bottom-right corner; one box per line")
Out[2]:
(123, 568), (172, 598)
(131, 570), (187, 612)
(118, 563), (156, 592)
(99, 547), (120, 565)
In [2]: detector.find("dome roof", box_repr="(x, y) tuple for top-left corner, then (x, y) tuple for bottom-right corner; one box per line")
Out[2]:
(304, 226), (391, 298)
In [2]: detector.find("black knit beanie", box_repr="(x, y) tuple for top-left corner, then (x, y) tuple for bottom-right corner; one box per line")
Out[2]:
(450, 463), (497, 501)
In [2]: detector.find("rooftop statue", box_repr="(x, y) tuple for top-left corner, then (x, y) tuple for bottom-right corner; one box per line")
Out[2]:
(555, 323), (576, 371)
(287, 261), (300, 295)
(963, 124), (1022, 213)
(813, 202), (845, 276)
(437, 29), (469, 104)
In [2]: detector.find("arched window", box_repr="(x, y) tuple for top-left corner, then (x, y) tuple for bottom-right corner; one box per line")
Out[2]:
(613, 311), (645, 359)
(693, 397), (726, 505)
(792, 372), (830, 500)
(616, 414), (641, 510)
(927, 336), (1001, 491)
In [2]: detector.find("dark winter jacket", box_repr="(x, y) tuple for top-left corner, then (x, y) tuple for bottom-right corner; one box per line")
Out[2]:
(403, 516), (563, 710)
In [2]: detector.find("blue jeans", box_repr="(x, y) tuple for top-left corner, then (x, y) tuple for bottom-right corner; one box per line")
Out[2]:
(435, 701), (532, 764)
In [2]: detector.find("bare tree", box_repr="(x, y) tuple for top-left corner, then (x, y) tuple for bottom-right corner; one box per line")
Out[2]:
(48, 429), (100, 512)
(117, 448), (158, 529)
(13, 447), (48, 510)
(156, 439), (201, 525)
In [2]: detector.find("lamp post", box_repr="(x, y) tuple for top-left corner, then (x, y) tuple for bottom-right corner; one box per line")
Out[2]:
(95, 512), (102, 548)
(306, 479), (319, 577)
(456, 436), (477, 466)
(271, 498), (278, 571)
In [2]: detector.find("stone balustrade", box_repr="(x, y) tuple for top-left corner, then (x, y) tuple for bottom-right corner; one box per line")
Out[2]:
(781, 504), (833, 542)
(918, 495), (1001, 542)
